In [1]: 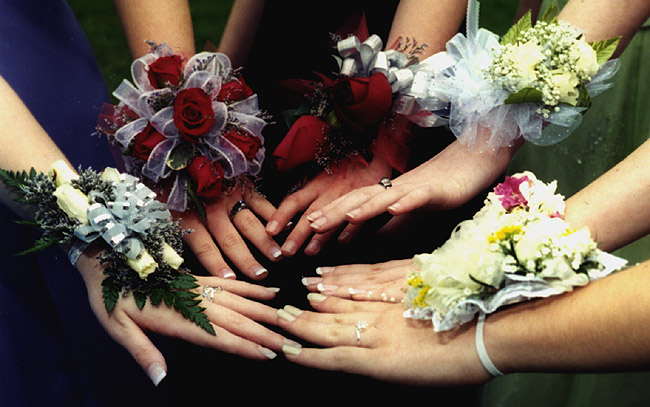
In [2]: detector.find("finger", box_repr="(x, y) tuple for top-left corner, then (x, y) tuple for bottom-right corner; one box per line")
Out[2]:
(279, 212), (314, 257)
(305, 293), (394, 314)
(106, 312), (168, 386)
(205, 205), (269, 280)
(266, 187), (318, 236)
(244, 188), (278, 222)
(230, 207), (283, 261)
(308, 185), (382, 233)
(346, 185), (408, 223)
(197, 276), (280, 301)
(175, 211), (236, 279)
(301, 280), (404, 303)
(336, 222), (363, 244)
(303, 229), (337, 256)
(282, 346), (375, 377)
(196, 282), (280, 326)
(314, 258), (414, 277)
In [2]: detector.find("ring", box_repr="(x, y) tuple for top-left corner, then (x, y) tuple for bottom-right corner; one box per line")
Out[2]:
(202, 285), (222, 302)
(355, 320), (368, 346)
(378, 177), (392, 189)
(229, 200), (249, 219)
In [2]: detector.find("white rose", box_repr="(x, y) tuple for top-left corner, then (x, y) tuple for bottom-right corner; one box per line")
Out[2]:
(513, 41), (545, 84)
(53, 183), (90, 225)
(575, 40), (600, 77)
(49, 159), (79, 187)
(100, 167), (122, 184)
(161, 242), (184, 269)
(127, 250), (158, 279)
(549, 70), (580, 105)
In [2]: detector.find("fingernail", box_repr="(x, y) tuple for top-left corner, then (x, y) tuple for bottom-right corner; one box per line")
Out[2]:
(282, 240), (297, 256)
(282, 344), (302, 356)
(338, 231), (351, 243)
(305, 240), (321, 255)
(349, 287), (366, 296)
(266, 220), (279, 234)
(283, 221), (294, 231)
(285, 339), (302, 348)
(347, 208), (361, 219)
(266, 287), (281, 293)
(269, 246), (283, 260)
(388, 203), (401, 212)
(277, 308), (296, 322)
(315, 266), (335, 275)
(258, 346), (277, 360)
(301, 276), (321, 286)
(147, 363), (166, 387)
(317, 283), (337, 293)
(251, 265), (268, 278)
(307, 293), (327, 303)
(310, 217), (327, 230)
(306, 210), (321, 222)
(283, 305), (303, 317)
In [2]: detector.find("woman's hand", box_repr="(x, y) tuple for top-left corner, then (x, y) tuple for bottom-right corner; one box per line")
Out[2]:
(306, 140), (518, 236)
(276, 295), (491, 386)
(76, 244), (293, 386)
(176, 177), (283, 280)
(266, 155), (393, 257)
(301, 258), (414, 302)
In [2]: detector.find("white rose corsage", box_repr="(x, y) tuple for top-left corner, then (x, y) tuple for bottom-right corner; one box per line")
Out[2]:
(397, 0), (621, 151)
(1, 160), (215, 335)
(403, 171), (627, 331)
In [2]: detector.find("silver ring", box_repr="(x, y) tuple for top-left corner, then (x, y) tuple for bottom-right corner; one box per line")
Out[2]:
(355, 320), (368, 346)
(202, 285), (222, 302)
(229, 200), (249, 219)
(378, 177), (392, 189)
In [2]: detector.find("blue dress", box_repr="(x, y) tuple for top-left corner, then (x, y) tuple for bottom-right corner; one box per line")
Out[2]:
(0, 2), (176, 405)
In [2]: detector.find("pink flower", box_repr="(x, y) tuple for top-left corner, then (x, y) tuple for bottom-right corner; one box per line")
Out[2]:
(494, 175), (529, 210)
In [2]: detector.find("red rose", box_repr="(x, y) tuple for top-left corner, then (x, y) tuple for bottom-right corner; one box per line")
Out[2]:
(223, 128), (262, 160)
(217, 78), (254, 103)
(332, 72), (393, 133)
(187, 156), (224, 199)
(147, 55), (183, 89)
(173, 88), (216, 143)
(131, 124), (166, 160)
(273, 115), (328, 173)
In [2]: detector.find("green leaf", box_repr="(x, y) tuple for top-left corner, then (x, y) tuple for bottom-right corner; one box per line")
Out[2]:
(133, 291), (147, 310)
(185, 182), (206, 222)
(102, 277), (119, 314)
(504, 87), (544, 104)
(163, 290), (175, 307)
(149, 288), (164, 306)
(590, 37), (621, 65)
(575, 82), (592, 108)
(16, 236), (59, 256)
(0, 168), (30, 190)
(14, 219), (39, 227)
(540, 4), (559, 24)
(501, 10), (532, 45)
(166, 142), (194, 171)
(170, 273), (200, 290)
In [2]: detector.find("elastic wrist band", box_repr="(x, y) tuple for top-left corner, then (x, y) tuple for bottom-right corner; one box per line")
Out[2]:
(475, 313), (504, 377)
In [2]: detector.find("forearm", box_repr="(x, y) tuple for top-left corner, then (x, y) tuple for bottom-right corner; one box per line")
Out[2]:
(112, 0), (196, 58)
(485, 260), (650, 374)
(387, 0), (467, 58)
(218, 0), (266, 67)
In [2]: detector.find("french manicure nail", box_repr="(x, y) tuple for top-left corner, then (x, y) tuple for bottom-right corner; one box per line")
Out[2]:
(269, 246), (283, 260)
(306, 210), (321, 222)
(317, 283), (337, 292)
(282, 344), (302, 356)
(307, 293), (327, 303)
(258, 346), (277, 360)
(277, 308), (296, 322)
(283, 305), (303, 317)
(220, 269), (236, 279)
(301, 276), (321, 286)
(310, 217), (327, 230)
(388, 203), (401, 212)
(266, 220), (280, 234)
(282, 240), (297, 255)
(347, 208), (361, 219)
(348, 287), (366, 296)
(266, 287), (281, 293)
(251, 265), (268, 278)
(315, 266), (335, 275)
(147, 363), (167, 387)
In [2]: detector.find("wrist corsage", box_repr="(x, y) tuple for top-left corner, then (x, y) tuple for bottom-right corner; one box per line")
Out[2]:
(273, 29), (428, 173)
(0, 160), (215, 335)
(403, 171), (627, 331)
(408, 0), (621, 151)
(98, 42), (268, 217)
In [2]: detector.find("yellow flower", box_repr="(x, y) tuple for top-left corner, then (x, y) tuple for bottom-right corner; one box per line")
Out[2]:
(488, 225), (522, 243)
(549, 69), (580, 105)
(161, 242), (184, 269)
(49, 159), (79, 187)
(127, 250), (158, 279)
(53, 183), (90, 225)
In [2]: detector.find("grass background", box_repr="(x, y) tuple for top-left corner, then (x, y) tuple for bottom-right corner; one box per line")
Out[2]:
(66, 0), (519, 96)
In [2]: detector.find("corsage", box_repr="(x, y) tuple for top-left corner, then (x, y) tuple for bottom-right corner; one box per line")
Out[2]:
(403, 171), (627, 332)
(0, 160), (215, 335)
(98, 42), (268, 217)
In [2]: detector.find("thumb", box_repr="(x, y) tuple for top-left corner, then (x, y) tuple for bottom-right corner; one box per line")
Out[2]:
(110, 316), (168, 386)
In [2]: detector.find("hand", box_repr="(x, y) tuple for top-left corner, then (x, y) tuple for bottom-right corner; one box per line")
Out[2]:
(266, 155), (393, 257)
(176, 177), (283, 280)
(276, 295), (491, 386)
(301, 258), (413, 302)
(306, 139), (517, 235)
(76, 244), (292, 386)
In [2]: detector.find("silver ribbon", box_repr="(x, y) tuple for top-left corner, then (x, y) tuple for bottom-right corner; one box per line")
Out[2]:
(73, 172), (172, 261)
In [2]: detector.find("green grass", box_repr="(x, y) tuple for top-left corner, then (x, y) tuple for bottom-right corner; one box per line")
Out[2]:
(67, 0), (518, 96)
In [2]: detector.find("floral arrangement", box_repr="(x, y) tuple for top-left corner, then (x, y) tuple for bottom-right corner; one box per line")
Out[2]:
(99, 43), (268, 217)
(273, 30), (427, 173)
(0, 160), (215, 335)
(409, 1), (621, 150)
(403, 171), (627, 331)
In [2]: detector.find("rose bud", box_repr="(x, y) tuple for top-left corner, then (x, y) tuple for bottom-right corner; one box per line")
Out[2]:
(173, 88), (216, 143)
(53, 183), (90, 225)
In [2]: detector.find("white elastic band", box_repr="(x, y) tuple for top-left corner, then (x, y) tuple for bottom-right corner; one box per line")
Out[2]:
(475, 313), (504, 377)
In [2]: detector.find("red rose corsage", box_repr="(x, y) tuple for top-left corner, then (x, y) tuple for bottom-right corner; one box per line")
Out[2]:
(99, 43), (268, 216)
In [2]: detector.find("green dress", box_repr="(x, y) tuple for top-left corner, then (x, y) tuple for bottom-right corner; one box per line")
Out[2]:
(481, 3), (650, 406)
